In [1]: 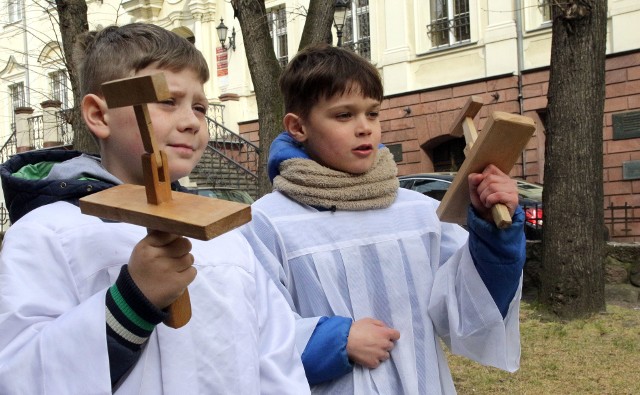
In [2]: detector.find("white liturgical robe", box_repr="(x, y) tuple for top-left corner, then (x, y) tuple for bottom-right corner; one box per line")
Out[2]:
(242, 189), (521, 395)
(0, 201), (310, 395)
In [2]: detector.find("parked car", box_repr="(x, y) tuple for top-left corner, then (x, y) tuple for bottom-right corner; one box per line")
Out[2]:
(398, 172), (543, 239)
(188, 187), (255, 205)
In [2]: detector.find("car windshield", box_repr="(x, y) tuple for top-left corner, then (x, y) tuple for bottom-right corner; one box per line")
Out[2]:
(515, 180), (543, 200)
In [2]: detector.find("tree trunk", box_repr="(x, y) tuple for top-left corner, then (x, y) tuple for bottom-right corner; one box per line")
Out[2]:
(298, 0), (335, 50)
(540, 1), (607, 318)
(232, 0), (335, 198)
(55, 0), (98, 154)
(232, 0), (284, 197)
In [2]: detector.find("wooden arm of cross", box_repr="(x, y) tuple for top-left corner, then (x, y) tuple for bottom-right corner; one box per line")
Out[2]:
(102, 73), (172, 205)
(436, 96), (536, 229)
(79, 74), (252, 328)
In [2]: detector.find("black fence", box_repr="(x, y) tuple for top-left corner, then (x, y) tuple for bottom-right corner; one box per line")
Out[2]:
(606, 202), (640, 238)
(0, 203), (9, 233)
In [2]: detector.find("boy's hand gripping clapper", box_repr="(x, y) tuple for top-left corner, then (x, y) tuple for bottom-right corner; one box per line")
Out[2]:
(436, 95), (536, 229)
(79, 73), (252, 328)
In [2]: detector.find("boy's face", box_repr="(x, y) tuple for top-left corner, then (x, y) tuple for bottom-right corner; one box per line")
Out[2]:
(291, 88), (381, 175)
(99, 66), (208, 184)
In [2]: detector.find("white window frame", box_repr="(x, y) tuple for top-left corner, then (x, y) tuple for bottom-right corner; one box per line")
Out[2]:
(524, 0), (553, 31)
(427, 0), (471, 49)
(267, 7), (288, 67)
(343, 0), (370, 60)
(9, 82), (25, 109)
(8, 0), (22, 23)
(538, 0), (553, 24)
(8, 81), (25, 123)
(49, 69), (69, 108)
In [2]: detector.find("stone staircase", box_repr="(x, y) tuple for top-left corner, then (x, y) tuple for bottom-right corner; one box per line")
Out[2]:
(188, 116), (259, 199)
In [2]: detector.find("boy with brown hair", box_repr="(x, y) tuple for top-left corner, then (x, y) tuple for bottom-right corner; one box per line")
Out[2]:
(241, 43), (525, 394)
(0, 23), (309, 394)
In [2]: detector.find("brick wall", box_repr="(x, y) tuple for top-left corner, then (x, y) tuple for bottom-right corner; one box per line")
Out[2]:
(238, 50), (640, 241)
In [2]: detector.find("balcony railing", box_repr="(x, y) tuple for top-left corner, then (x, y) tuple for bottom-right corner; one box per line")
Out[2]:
(427, 11), (471, 48)
(27, 115), (44, 150)
(57, 108), (74, 146)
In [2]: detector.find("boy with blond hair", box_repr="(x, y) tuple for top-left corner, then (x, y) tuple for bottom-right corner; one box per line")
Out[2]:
(241, 43), (525, 394)
(0, 23), (309, 394)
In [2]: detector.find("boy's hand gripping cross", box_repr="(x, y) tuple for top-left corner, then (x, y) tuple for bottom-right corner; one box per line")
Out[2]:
(79, 73), (252, 328)
(436, 96), (536, 228)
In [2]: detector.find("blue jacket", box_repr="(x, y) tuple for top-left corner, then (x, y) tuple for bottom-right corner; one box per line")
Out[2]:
(0, 150), (114, 223)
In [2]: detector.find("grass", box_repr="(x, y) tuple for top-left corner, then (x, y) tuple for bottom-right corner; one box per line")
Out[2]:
(447, 301), (640, 394)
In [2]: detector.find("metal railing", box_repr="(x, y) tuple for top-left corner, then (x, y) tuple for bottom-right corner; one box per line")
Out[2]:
(0, 125), (17, 164)
(208, 103), (225, 125)
(606, 202), (640, 237)
(205, 115), (259, 176)
(27, 115), (44, 150)
(427, 11), (471, 48)
(195, 115), (259, 197)
(57, 108), (74, 145)
(0, 203), (9, 232)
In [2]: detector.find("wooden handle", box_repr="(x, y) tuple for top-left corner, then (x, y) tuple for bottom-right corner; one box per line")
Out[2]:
(163, 288), (192, 328)
(491, 203), (512, 229)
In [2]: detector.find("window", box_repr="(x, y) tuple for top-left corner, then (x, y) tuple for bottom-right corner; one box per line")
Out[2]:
(8, 82), (25, 122)
(343, 0), (370, 60)
(524, 0), (553, 30)
(8, 0), (22, 23)
(9, 82), (25, 109)
(267, 7), (288, 67)
(412, 178), (451, 201)
(49, 70), (69, 108)
(431, 138), (465, 171)
(538, 0), (552, 23)
(427, 0), (470, 48)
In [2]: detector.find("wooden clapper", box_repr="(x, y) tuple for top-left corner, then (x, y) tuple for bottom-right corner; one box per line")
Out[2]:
(436, 96), (536, 228)
(79, 73), (252, 328)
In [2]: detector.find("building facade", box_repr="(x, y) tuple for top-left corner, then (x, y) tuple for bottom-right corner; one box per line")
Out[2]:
(1, 0), (640, 239)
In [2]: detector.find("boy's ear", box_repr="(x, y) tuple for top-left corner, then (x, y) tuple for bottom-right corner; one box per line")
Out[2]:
(283, 113), (307, 143)
(82, 94), (110, 140)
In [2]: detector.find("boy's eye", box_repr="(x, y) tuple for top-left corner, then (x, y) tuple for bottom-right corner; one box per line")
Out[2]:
(159, 99), (176, 106)
(368, 111), (379, 118)
(336, 112), (352, 120)
(194, 105), (207, 115)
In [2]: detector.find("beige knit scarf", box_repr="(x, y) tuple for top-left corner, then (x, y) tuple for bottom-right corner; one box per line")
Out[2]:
(273, 147), (399, 211)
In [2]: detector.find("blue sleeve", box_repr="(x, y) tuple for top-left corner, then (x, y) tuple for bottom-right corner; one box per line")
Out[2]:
(467, 205), (526, 318)
(302, 316), (354, 385)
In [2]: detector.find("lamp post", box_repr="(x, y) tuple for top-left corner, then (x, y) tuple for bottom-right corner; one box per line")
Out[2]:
(333, 0), (351, 47)
(216, 18), (236, 51)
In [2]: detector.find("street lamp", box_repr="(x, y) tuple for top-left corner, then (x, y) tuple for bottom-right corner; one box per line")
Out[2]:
(333, 0), (351, 47)
(216, 18), (236, 51)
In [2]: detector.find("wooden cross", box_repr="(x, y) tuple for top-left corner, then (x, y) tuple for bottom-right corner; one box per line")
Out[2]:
(436, 96), (536, 229)
(79, 73), (252, 328)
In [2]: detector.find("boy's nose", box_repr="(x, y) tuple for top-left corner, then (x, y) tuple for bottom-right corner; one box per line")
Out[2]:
(178, 107), (201, 134)
(355, 117), (373, 136)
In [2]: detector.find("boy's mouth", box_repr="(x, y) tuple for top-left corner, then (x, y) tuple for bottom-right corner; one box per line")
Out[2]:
(167, 143), (196, 156)
(352, 144), (374, 156)
(168, 143), (194, 150)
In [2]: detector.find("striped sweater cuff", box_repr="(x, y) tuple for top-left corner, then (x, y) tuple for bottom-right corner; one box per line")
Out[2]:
(105, 265), (168, 350)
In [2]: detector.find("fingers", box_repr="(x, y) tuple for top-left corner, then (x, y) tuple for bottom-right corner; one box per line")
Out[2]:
(387, 327), (401, 341)
(146, 230), (182, 246)
(468, 164), (519, 217)
(347, 318), (401, 369)
(128, 231), (197, 309)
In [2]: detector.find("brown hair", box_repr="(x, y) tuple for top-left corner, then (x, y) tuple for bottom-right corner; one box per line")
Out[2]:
(279, 43), (383, 119)
(74, 23), (209, 97)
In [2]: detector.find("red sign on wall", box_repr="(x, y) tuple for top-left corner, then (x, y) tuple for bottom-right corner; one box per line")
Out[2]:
(216, 47), (228, 77)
